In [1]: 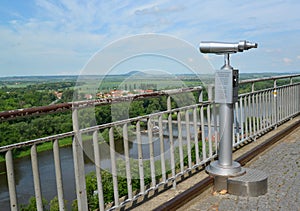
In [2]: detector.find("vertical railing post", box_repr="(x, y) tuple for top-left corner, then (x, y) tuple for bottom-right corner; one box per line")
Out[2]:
(234, 101), (240, 144)
(167, 95), (171, 111)
(248, 94), (252, 136)
(207, 86), (213, 156)
(200, 105), (206, 160)
(136, 121), (145, 193)
(53, 139), (65, 211)
(5, 150), (18, 211)
(239, 97), (244, 141)
(72, 107), (88, 211)
(92, 130), (105, 211)
(159, 114), (167, 181)
(198, 89), (203, 102)
(259, 93), (263, 132)
(185, 110), (192, 168)
(208, 85), (213, 101)
(109, 127), (119, 206)
(273, 80), (278, 128)
(207, 104), (213, 157)
(147, 117), (156, 188)
(251, 82), (255, 92)
(123, 123), (133, 200)
(31, 144), (43, 211)
(167, 95), (176, 188)
(256, 94), (260, 133)
(252, 93), (256, 136)
(177, 111), (184, 172)
(289, 77), (293, 118)
(193, 107), (200, 163)
(211, 85), (219, 154)
(244, 97), (248, 137)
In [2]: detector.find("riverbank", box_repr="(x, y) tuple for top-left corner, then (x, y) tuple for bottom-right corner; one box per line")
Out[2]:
(0, 137), (73, 168)
(0, 129), (127, 172)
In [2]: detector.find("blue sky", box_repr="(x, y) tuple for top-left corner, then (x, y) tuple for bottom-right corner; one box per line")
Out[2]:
(1, 0), (300, 76)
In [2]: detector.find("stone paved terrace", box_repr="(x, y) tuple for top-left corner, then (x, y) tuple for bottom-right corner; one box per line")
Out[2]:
(181, 122), (300, 211)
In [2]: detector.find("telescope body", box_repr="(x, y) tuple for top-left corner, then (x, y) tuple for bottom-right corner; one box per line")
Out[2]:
(199, 40), (257, 54)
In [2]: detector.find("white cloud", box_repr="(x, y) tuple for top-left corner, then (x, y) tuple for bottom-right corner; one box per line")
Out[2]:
(134, 4), (185, 15)
(283, 58), (292, 65)
(265, 48), (282, 53)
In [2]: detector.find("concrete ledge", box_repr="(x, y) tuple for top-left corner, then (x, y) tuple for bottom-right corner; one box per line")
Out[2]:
(228, 168), (268, 197)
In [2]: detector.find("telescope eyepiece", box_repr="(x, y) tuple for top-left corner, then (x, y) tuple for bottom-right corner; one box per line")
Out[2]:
(238, 40), (258, 51)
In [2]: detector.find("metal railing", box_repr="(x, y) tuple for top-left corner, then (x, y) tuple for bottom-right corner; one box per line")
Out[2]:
(0, 74), (299, 211)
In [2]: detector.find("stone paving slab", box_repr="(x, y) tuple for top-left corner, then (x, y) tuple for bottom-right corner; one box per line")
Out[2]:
(184, 127), (300, 211)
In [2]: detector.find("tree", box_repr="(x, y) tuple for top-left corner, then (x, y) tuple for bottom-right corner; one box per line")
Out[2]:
(20, 197), (48, 211)
(49, 196), (67, 211)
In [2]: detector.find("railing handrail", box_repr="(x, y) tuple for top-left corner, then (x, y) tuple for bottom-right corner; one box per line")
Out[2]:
(0, 101), (213, 153)
(239, 73), (300, 84)
(0, 87), (202, 121)
(0, 131), (75, 153)
(238, 81), (300, 97)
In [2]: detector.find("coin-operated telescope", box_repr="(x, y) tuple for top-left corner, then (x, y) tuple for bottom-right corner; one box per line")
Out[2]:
(200, 40), (257, 54)
(200, 40), (257, 104)
(199, 40), (259, 192)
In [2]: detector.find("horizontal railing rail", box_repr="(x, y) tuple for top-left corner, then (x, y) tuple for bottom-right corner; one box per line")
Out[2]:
(0, 74), (299, 210)
(239, 73), (300, 84)
(0, 87), (203, 121)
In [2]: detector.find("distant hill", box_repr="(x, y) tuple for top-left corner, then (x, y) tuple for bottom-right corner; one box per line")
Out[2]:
(123, 70), (148, 76)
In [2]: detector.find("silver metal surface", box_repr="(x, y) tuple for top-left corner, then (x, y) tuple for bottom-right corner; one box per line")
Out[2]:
(202, 41), (258, 190)
(228, 168), (268, 197)
(218, 104), (234, 166)
(206, 161), (245, 177)
(199, 40), (257, 54)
